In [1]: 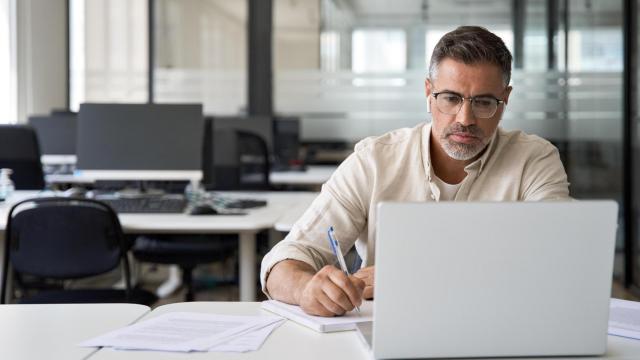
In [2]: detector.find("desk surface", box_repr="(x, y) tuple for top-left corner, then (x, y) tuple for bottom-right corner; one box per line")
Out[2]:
(0, 191), (317, 301)
(90, 301), (367, 360)
(0, 303), (149, 360)
(0, 191), (316, 233)
(46, 165), (338, 186)
(86, 301), (640, 360)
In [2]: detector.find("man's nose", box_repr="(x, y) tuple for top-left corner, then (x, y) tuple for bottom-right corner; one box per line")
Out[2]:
(456, 99), (477, 126)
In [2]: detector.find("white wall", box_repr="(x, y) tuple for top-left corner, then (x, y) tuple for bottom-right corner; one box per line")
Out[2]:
(16, 0), (67, 123)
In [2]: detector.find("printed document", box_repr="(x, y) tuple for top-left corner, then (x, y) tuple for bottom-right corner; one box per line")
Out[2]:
(80, 312), (284, 352)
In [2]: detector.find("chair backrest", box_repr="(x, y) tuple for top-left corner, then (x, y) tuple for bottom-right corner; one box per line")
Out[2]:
(236, 129), (271, 189)
(0, 125), (45, 190)
(206, 124), (271, 190)
(1, 197), (131, 303)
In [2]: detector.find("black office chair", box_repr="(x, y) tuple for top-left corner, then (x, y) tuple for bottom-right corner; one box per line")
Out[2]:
(132, 235), (237, 302)
(0, 125), (45, 190)
(207, 128), (271, 190)
(132, 125), (270, 301)
(1, 197), (157, 305)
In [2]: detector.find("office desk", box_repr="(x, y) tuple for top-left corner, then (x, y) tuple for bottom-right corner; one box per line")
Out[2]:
(0, 303), (149, 360)
(269, 165), (337, 186)
(90, 301), (367, 360)
(0, 191), (317, 302)
(87, 301), (640, 360)
(46, 165), (339, 187)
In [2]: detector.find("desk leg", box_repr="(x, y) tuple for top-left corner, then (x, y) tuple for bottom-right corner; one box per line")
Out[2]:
(239, 232), (257, 301)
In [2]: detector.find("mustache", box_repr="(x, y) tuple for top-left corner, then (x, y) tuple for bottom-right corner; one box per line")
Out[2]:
(444, 124), (484, 138)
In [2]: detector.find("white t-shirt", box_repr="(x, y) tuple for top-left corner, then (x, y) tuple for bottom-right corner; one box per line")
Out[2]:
(432, 174), (462, 201)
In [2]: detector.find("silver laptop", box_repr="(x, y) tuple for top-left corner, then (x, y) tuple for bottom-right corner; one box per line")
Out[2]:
(368, 201), (618, 359)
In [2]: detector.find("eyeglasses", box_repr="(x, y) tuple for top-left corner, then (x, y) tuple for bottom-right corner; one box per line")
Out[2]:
(431, 91), (505, 119)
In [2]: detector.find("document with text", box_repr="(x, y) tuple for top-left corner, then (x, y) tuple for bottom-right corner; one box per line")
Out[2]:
(80, 312), (284, 352)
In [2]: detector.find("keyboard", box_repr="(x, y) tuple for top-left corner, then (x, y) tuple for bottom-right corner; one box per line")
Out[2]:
(96, 195), (188, 214)
(224, 199), (268, 209)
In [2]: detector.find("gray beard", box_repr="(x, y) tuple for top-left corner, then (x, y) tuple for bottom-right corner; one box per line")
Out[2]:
(441, 138), (489, 160)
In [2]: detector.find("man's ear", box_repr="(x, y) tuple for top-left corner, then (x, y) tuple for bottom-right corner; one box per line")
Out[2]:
(425, 78), (432, 113)
(503, 86), (513, 105)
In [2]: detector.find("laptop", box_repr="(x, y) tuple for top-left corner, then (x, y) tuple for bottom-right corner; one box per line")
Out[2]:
(366, 201), (618, 359)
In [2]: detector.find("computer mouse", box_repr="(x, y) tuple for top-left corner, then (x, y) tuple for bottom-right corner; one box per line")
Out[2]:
(62, 187), (87, 198)
(189, 204), (219, 215)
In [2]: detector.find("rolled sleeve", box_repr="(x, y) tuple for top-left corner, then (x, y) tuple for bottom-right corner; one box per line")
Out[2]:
(260, 151), (371, 297)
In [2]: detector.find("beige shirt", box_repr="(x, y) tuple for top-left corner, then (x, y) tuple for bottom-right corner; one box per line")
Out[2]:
(260, 122), (570, 296)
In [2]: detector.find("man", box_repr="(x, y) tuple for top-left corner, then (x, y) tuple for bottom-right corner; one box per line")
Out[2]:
(261, 26), (570, 317)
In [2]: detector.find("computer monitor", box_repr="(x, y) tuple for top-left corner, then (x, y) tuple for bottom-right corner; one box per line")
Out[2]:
(76, 103), (204, 182)
(29, 113), (77, 156)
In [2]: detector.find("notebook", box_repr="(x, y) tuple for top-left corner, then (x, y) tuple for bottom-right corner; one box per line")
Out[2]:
(261, 300), (373, 333)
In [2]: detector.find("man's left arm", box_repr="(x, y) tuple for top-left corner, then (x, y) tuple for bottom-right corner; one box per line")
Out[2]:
(521, 142), (571, 201)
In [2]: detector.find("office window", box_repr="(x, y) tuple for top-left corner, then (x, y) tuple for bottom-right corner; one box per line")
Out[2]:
(154, 0), (247, 115)
(352, 29), (406, 73)
(69, 0), (148, 111)
(0, 0), (16, 123)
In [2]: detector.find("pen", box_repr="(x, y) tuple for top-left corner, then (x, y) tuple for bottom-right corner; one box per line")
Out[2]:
(327, 226), (361, 313)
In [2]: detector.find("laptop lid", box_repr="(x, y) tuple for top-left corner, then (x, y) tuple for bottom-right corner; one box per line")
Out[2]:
(373, 201), (617, 359)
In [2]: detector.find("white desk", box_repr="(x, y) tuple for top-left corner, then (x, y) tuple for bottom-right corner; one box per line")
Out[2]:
(46, 166), (338, 187)
(87, 301), (640, 360)
(269, 165), (337, 186)
(90, 301), (367, 360)
(0, 191), (316, 302)
(0, 303), (149, 360)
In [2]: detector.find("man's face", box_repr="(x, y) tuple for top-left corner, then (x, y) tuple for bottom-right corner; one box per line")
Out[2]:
(426, 58), (512, 161)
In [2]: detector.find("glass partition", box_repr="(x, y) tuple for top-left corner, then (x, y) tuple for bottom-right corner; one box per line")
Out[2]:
(153, 0), (247, 115)
(69, 0), (148, 111)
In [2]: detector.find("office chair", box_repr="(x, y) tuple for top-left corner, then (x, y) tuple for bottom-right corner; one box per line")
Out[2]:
(1, 197), (157, 305)
(131, 124), (270, 301)
(132, 235), (237, 302)
(208, 128), (271, 190)
(0, 125), (46, 189)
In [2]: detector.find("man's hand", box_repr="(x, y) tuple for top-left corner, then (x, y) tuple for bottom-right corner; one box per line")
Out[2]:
(353, 266), (375, 299)
(297, 265), (365, 317)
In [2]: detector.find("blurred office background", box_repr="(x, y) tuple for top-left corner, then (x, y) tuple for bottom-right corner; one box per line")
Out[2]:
(1, 0), (640, 294)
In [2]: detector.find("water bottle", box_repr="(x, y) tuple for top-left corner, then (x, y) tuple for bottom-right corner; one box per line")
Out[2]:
(184, 179), (206, 205)
(0, 168), (15, 200)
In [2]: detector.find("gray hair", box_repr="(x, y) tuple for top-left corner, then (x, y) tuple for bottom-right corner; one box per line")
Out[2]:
(428, 26), (512, 86)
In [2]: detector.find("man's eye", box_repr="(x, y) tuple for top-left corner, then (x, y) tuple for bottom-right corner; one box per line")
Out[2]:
(441, 94), (461, 104)
(474, 98), (494, 107)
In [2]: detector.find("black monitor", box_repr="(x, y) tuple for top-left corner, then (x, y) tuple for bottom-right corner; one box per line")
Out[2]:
(28, 113), (77, 155)
(76, 103), (204, 181)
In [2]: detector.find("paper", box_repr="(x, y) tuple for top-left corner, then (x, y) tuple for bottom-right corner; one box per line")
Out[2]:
(80, 312), (283, 352)
(210, 320), (284, 352)
(261, 300), (373, 332)
(609, 298), (640, 340)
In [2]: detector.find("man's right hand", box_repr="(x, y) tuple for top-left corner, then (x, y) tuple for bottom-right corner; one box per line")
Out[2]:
(297, 265), (365, 317)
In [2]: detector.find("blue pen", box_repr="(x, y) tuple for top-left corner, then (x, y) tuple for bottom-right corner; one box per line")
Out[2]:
(327, 226), (361, 313)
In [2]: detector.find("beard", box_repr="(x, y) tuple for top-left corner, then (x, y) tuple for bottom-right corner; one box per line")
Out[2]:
(440, 123), (493, 161)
